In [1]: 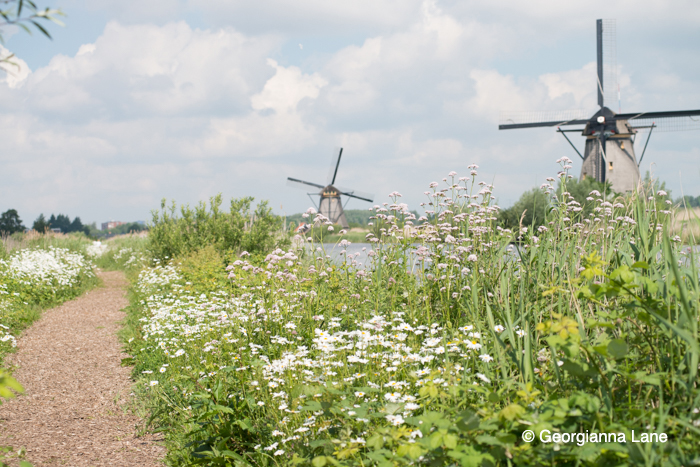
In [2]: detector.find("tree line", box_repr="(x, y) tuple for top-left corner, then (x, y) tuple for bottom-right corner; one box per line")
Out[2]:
(0, 210), (88, 235)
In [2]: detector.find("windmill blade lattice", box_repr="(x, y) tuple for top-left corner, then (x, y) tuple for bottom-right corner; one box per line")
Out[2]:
(599, 19), (618, 110)
(628, 117), (700, 133)
(622, 110), (700, 132)
(286, 177), (324, 191)
(336, 186), (374, 203)
(326, 147), (343, 185)
(499, 109), (594, 130)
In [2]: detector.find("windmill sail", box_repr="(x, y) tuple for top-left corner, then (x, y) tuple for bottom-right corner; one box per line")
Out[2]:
(326, 147), (343, 185)
(336, 186), (374, 203)
(598, 19), (618, 110)
(499, 110), (593, 130)
(286, 177), (324, 190)
(621, 110), (700, 132)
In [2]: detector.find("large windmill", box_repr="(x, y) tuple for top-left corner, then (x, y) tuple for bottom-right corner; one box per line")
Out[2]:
(287, 148), (374, 229)
(499, 19), (700, 192)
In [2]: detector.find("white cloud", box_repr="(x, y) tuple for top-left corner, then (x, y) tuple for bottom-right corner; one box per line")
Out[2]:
(251, 59), (327, 114)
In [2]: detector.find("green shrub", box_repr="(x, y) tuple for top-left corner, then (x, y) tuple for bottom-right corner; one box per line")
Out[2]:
(497, 186), (550, 230)
(148, 194), (286, 262)
(498, 176), (611, 230)
(177, 245), (230, 295)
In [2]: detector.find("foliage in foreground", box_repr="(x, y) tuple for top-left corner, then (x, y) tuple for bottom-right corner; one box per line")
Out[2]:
(123, 160), (700, 466)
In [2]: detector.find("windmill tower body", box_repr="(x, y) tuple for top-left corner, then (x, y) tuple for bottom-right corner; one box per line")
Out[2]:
(580, 109), (640, 192)
(498, 19), (700, 190)
(319, 185), (349, 228)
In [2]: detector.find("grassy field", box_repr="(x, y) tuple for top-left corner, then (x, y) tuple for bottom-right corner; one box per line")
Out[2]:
(118, 161), (700, 466)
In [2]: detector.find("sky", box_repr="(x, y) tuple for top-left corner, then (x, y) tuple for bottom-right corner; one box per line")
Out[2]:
(1, 0), (700, 226)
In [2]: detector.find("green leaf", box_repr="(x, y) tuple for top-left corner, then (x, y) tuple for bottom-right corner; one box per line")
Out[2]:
(633, 372), (661, 386)
(309, 439), (331, 449)
(4, 376), (23, 393)
(367, 434), (385, 450)
(474, 434), (501, 445)
(456, 410), (479, 432)
(428, 431), (445, 449)
(302, 401), (323, 411)
(607, 339), (628, 359)
(407, 444), (425, 459)
(499, 403), (525, 421)
(384, 403), (402, 415)
(497, 433), (517, 444)
(443, 433), (458, 449)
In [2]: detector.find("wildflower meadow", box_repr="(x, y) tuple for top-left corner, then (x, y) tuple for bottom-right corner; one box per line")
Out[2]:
(118, 159), (700, 466)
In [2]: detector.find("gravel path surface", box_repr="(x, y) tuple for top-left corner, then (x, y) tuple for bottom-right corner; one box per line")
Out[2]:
(0, 271), (164, 466)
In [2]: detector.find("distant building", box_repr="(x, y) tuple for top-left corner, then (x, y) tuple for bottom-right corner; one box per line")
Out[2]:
(101, 221), (124, 231)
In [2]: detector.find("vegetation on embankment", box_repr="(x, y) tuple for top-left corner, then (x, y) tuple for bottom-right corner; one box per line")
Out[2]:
(496, 170), (699, 244)
(117, 161), (700, 466)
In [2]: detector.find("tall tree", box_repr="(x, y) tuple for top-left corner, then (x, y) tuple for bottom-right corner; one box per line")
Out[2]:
(0, 209), (25, 234)
(53, 213), (71, 232)
(32, 213), (49, 232)
(69, 216), (88, 234)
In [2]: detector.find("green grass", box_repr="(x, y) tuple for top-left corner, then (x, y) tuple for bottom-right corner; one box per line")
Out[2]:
(91, 234), (150, 271)
(311, 230), (371, 244)
(1, 231), (93, 255)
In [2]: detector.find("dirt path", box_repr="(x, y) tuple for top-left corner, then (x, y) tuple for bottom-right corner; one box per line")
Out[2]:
(0, 271), (164, 466)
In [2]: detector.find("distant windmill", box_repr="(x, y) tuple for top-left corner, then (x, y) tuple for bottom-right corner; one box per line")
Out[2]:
(287, 148), (374, 229)
(499, 19), (700, 192)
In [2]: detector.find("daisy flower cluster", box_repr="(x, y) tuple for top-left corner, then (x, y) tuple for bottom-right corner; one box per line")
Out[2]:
(135, 260), (509, 450)
(86, 241), (109, 258)
(1, 246), (96, 356)
(0, 247), (94, 291)
(112, 247), (146, 269)
(0, 287), (18, 348)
